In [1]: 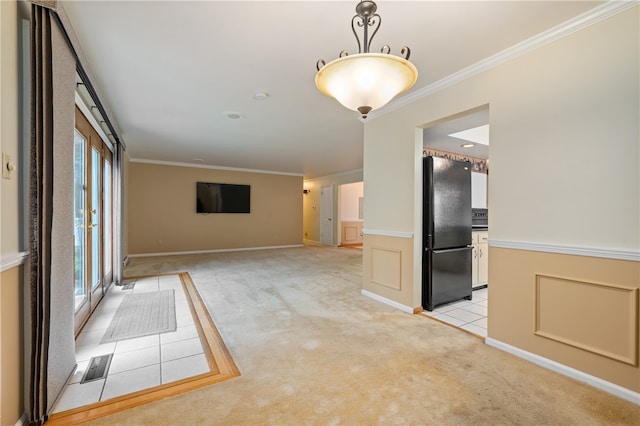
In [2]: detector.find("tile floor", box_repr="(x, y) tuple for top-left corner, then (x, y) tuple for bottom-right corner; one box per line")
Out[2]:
(52, 275), (209, 413)
(421, 286), (488, 338)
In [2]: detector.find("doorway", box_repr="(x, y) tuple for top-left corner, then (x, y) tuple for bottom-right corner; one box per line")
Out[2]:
(420, 106), (489, 338)
(338, 181), (363, 248)
(73, 107), (114, 334)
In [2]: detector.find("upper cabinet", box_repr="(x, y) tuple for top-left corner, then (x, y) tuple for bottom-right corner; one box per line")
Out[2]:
(472, 172), (488, 208)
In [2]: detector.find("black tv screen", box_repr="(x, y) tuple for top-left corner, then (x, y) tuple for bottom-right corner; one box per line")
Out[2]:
(196, 182), (250, 213)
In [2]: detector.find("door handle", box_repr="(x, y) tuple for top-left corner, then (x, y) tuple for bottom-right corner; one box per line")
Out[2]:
(88, 223), (98, 229)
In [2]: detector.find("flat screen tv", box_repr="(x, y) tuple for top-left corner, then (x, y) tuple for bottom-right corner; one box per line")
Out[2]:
(196, 182), (250, 213)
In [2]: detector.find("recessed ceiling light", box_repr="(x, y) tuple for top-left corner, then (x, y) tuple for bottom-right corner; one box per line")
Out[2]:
(449, 124), (490, 145)
(224, 111), (242, 119)
(253, 91), (269, 100)
(461, 143), (475, 148)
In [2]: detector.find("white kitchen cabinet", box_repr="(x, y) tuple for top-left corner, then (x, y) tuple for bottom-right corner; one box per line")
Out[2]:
(341, 221), (363, 245)
(471, 172), (488, 208)
(472, 231), (489, 288)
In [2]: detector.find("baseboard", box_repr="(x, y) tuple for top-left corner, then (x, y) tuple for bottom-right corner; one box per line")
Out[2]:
(128, 244), (304, 258)
(361, 289), (414, 314)
(15, 412), (27, 426)
(485, 337), (640, 406)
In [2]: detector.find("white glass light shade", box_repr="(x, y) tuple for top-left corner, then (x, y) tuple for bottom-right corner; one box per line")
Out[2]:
(315, 53), (418, 116)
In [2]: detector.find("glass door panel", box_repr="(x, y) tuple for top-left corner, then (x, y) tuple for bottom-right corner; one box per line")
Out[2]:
(90, 146), (101, 291)
(103, 156), (112, 283)
(73, 130), (87, 310)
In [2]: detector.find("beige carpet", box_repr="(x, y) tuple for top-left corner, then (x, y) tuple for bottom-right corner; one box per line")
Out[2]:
(85, 245), (639, 425)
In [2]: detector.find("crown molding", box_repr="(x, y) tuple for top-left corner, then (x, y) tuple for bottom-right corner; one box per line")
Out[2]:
(129, 158), (304, 177)
(304, 168), (363, 182)
(367, 0), (639, 121)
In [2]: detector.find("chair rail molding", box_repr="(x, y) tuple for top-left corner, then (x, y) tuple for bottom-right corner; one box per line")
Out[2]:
(489, 240), (640, 262)
(362, 229), (413, 239)
(1, 251), (29, 272)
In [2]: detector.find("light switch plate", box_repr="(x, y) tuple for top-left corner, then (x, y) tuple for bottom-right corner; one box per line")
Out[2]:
(2, 152), (15, 179)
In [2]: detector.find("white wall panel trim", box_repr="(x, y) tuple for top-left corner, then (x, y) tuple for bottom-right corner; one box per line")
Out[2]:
(367, 0), (639, 121)
(0, 252), (29, 272)
(361, 289), (414, 314)
(489, 240), (640, 262)
(534, 275), (639, 366)
(486, 338), (640, 406)
(362, 229), (413, 239)
(128, 244), (304, 258)
(370, 247), (402, 290)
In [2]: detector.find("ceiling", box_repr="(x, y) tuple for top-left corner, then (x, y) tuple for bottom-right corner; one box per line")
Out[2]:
(62, 1), (603, 178)
(423, 107), (489, 159)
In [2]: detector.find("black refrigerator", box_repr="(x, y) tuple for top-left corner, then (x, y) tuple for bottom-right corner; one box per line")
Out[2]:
(422, 156), (472, 311)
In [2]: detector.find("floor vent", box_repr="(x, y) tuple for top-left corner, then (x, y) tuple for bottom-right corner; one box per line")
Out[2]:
(121, 280), (137, 290)
(80, 354), (113, 384)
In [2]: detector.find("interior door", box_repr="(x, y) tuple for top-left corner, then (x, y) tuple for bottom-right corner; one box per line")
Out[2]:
(320, 185), (334, 245)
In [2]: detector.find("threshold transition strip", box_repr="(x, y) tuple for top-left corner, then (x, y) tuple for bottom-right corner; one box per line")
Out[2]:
(47, 273), (240, 425)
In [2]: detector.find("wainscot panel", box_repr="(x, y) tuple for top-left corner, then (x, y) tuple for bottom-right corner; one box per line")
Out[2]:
(363, 234), (415, 309)
(489, 247), (640, 392)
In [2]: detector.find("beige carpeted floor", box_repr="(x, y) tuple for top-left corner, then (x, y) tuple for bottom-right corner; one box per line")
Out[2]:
(86, 245), (639, 425)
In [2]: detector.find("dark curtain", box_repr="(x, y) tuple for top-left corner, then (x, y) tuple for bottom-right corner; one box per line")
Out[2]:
(28, 4), (54, 425)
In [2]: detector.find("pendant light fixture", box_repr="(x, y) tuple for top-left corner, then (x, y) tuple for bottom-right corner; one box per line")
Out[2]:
(315, 0), (418, 119)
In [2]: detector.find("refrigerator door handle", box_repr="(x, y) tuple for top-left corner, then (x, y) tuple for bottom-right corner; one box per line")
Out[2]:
(432, 247), (472, 254)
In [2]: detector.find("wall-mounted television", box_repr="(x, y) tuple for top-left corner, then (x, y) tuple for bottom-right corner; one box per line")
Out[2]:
(196, 182), (250, 213)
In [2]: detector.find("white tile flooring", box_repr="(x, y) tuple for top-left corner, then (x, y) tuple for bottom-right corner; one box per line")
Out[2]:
(52, 275), (209, 413)
(421, 286), (488, 337)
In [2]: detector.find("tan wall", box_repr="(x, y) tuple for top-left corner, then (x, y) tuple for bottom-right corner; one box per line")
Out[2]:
(0, 265), (24, 426)
(303, 169), (363, 244)
(128, 162), (303, 254)
(1, 0), (21, 257)
(362, 5), (639, 392)
(489, 248), (640, 392)
(0, 1), (29, 424)
(362, 234), (414, 309)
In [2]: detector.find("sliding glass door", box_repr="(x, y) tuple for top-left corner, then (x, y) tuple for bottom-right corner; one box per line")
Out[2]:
(74, 107), (114, 333)
(73, 130), (88, 317)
